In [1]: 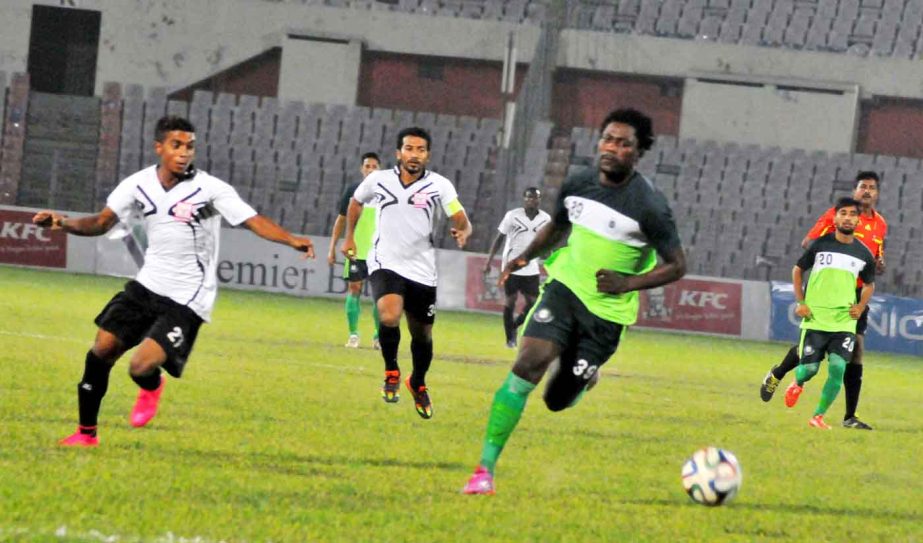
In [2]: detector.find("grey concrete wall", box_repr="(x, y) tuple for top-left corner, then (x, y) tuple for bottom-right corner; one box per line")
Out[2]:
(679, 77), (859, 152)
(741, 279), (771, 342)
(0, 0), (536, 96)
(278, 34), (362, 104)
(560, 30), (923, 100)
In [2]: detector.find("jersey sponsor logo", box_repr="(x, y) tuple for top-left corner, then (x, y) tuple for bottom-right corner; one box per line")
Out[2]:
(803, 344), (814, 356)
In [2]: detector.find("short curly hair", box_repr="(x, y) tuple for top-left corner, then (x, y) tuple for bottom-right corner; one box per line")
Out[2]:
(599, 108), (655, 157)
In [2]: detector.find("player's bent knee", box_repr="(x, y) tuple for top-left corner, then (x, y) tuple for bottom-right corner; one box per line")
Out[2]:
(128, 339), (168, 376)
(92, 330), (125, 362)
(542, 392), (574, 412)
(828, 354), (847, 380)
(801, 362), (820, 380)
(512, 353), (555, 384)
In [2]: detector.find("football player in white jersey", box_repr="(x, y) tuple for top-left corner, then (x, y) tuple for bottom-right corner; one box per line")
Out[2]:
(32, 116), (315, 447)
(483, 187), (551, 348)
(340, 127), (472, 419)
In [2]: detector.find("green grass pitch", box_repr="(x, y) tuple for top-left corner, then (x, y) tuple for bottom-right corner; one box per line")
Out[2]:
(1, 265), (921, 542)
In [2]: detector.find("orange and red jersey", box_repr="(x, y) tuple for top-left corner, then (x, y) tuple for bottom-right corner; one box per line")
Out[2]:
(805, 206), (888, 287)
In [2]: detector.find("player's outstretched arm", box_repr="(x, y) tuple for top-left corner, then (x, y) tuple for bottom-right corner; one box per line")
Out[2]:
(596, 246), (687, 295)
(483, 232), (505, 274)
(243, 215), (314, 258)
(340, 198), (363, 260)
(850, 283), (875, 319)
(32, 208), (119, 237)
(499, 222), (566, 285)
(449, 209), (472, 249)
(792, 265), (812, 318)
(328, 215), (346, 265)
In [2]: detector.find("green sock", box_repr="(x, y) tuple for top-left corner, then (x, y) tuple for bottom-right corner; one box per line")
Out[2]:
(345, 294), (360, 335)
(372, 303), (380, 339)
(480, 372), (536, 473)
(815, 354), (847, 416)
(795, 362), (819, 386)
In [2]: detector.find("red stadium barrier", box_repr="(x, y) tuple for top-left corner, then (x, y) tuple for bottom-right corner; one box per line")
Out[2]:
(636, 278), (742, 336)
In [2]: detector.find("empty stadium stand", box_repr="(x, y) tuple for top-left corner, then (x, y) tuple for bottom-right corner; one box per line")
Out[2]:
(306, 0), (923, 59)
(114, 87), (503, 245)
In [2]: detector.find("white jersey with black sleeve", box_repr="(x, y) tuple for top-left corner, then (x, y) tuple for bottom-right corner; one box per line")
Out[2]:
(105, 165), (257, 321)
(498, 207), (551, 276)
(352, 166), (462, 287)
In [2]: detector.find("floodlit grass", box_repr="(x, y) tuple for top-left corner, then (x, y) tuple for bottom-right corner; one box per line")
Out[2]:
(1, 265), (921, 542)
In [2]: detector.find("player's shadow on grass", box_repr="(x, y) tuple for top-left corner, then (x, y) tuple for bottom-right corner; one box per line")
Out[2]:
(154, 446), (466, 475)
(617, 497), (922, 522)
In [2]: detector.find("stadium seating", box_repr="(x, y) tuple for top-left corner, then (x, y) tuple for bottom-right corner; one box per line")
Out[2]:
(116, 88), (503, 242)
(306, 0), (923, 59)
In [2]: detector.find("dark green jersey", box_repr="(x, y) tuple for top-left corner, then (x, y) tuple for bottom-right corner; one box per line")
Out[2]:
(338, 181), (377, 260)
(544, 168), (681, 324)
(797, 233), (876, 333)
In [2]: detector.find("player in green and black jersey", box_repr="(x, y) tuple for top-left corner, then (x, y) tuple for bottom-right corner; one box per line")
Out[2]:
(327, 152), (382, 349)
(463, 109), (687, 494)
(783, 197), (876, 429)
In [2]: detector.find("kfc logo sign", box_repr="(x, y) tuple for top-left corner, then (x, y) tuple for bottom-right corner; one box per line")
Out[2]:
(638, 278), (742, 335)
(678, 290), (729, 309)
(0, 209), (67, 268)
(0, 221), (52, 241)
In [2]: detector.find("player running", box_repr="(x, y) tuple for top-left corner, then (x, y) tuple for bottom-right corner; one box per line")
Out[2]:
(33, 116), (314, 446)
(760, 172), (886, 430)
(341, 127), (472, 419)
(483, 187), (551, 348)
(463, 109), (686, 494)
(781, 197), (876, 429)
(327, 152), (382, 349)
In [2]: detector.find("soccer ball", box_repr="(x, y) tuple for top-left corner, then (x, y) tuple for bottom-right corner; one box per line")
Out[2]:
(681, 447), (742, 506)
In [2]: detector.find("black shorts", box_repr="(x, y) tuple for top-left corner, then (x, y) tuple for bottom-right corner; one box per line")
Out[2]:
(523, 280), (624, 388)
(855, 287), (869, 335)
(798, 329), (856, 366)
(344, 259), (369, 282)
(94, 281), (203, 378)
(369, 269), (437, 324)
(504, 274), (540, 298)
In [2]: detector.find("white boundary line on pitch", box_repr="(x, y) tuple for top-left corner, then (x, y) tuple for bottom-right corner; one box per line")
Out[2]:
(0, 330), (86, 343)
(0, 525), (236, 543)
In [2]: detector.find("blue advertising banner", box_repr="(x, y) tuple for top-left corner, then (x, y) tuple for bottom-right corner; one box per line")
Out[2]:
(770, 282), (923, 356)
